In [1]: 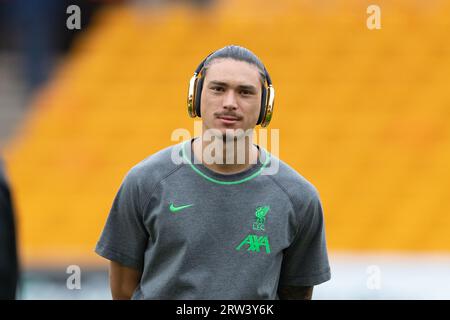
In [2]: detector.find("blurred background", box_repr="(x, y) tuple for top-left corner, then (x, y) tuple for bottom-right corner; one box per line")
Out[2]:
(1, 0), (450, 299)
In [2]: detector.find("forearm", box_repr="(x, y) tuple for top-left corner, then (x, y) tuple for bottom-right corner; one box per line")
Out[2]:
(111, 288), (135, 300)
(278, 286), (313, 300)
(109, 261), (141, 300)
(111, 280), (136, 300)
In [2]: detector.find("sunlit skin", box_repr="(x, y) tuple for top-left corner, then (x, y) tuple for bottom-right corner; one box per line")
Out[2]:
(192, 58), (263, 174)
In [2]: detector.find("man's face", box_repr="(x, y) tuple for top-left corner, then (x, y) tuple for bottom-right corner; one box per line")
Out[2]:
(199, 58), (262, 139)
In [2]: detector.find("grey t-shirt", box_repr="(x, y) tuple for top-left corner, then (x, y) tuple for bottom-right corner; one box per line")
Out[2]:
(95, 138), (331, 299)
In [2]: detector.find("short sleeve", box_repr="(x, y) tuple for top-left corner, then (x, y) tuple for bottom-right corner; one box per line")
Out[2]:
(278, 193), (331, 287)
(95, 168), (149, 271)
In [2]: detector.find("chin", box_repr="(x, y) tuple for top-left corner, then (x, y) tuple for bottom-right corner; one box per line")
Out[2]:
(203, 122), (252, 141)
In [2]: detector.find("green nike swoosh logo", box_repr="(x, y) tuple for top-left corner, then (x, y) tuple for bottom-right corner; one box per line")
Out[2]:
(169, 203), (194, 213)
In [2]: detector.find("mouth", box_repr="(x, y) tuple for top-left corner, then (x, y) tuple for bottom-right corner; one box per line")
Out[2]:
(216, 115), (241, 125)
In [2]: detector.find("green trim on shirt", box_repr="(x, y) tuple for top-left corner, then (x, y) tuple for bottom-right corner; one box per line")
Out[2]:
(182, 140), (270, 185)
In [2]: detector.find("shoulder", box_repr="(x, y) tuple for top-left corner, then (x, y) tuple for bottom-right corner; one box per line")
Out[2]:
(122, 141), (185, 190)
(263, 153), (321, 211)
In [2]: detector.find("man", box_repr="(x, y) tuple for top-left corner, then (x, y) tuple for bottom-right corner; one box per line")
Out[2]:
(0, 159), (19, 299)
(96, 45), (331, 299)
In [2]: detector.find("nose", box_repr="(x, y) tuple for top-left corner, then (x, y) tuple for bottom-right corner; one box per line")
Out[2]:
(222, 90), (238, 110)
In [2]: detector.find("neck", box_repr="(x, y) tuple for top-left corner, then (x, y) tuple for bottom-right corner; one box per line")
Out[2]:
(192, 134), (259, 175)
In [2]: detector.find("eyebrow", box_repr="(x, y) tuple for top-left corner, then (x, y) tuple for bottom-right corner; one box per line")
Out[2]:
(208, 80), (258, 92)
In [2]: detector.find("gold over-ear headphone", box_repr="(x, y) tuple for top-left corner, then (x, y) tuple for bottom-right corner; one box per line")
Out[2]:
(187, 53), (275, 127)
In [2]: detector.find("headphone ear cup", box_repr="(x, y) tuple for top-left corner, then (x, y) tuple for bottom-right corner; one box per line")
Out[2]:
(257, 87), (267, 125)
(194, 77), (204, 117)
